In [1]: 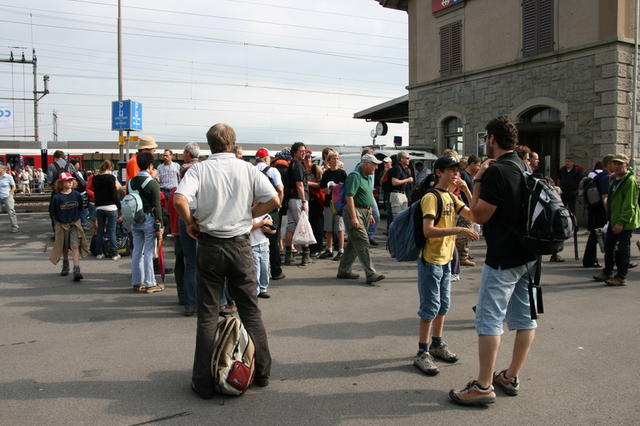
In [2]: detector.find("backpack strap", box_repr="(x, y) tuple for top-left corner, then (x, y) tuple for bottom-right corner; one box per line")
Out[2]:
(424, 188), (444, 226)
(128, 176), (153, 194)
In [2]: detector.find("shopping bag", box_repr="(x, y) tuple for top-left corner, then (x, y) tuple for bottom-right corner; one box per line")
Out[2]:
(292, 211), (317, 245)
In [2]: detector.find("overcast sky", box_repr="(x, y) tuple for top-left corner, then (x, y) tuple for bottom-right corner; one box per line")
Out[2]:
(0, 0), (408, 149)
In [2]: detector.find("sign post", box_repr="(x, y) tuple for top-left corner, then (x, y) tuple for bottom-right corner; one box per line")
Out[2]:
(112, 99), (142, 182)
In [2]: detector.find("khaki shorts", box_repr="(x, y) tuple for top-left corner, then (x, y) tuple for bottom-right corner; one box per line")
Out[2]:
(323, 208), (345, 232)
(286, 199), (303, 233)
(63, 226), (80, 249)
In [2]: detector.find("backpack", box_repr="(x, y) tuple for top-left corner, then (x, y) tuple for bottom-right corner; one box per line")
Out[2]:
(121, 176), (153, 225)
(211, 316), (256, 396)
(261, 166), (276, 189)
(274, 163), (290, 199)
(580, 175), (602, 206)
(506, 160), (574, 255)
(330, 182), (347, 215)
(388, 189), (443, 262)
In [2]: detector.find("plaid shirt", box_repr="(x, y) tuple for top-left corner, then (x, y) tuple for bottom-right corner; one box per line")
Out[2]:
(157, 162), (181, 189)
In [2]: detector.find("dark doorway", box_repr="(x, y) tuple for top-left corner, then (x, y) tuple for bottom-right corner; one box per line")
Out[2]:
(517, 107), (563, 179)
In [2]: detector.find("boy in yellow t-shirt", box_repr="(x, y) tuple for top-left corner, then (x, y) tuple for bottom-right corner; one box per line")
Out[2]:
(413, 156), (479, 377)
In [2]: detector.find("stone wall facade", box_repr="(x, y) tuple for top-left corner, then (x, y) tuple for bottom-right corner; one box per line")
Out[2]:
(408, 41), (637, 171)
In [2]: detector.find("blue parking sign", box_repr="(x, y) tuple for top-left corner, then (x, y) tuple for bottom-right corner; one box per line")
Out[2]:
(111, 100), (142, 131)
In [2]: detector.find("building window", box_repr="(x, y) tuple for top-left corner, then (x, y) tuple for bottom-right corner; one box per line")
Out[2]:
(522, 0), (554, 57)
(444, 117), (464, 153)
(440, 21), (462, 76)
(520, 107), (560, 123)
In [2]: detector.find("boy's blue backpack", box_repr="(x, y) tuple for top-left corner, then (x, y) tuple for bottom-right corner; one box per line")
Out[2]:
(122, 176), (153, 225)
(388, 189), (443, 262)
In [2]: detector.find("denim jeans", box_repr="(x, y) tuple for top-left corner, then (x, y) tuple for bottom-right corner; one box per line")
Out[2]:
(179, 218), (198, 308)
(475, 261), (537, 336)
(131, 213), (156, 287)
(603, 227), (633, 279)
(417, 261), (451, 321)
(368, 200), (380, 240)
(96, 209), (118, 256)
(252, 242), (270, 293)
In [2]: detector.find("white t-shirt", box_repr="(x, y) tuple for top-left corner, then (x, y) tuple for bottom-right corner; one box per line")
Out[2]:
(176, 152), (277, 238)
(250, 214), (271, 246)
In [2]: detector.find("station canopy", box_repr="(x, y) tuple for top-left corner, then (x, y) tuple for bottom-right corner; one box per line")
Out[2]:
(353, 94), (408, 124)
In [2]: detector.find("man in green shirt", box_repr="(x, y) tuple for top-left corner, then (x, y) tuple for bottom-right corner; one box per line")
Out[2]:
(337, 154), (385, 285)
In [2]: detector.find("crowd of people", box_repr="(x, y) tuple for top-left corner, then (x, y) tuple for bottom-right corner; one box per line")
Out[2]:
(2, 114), (639, 407)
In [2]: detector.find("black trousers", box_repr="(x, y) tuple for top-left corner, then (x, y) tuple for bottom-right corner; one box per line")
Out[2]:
(192, 235), (271, 394)
(582, 230), (600, 267)
(268, 209), (282, 278)
(604, 228), (632, 279)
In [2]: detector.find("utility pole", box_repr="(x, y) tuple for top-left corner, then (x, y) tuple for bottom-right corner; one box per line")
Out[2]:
(53, 110), (58, 142)
(117, 0), (124, 165)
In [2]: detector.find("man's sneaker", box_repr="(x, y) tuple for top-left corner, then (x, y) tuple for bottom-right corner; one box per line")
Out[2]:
(61, 260), (70, 276)
(449, 380), (496, 406)
(145, 284), (165, 294)
(96, 254), (104, 260)
(112, 254), (121, 261)
(593, 272), (613, 282)
(72, 266), (83, 282)
(271, 272), (286, 280)
(413, 352), (439, 376)
(460, 259), (476, 267)
(493, 370), (519, 396)
(258, 291), (271, 299)
(332, 252), (343, 261)
(366, 273), (385, 285)
(318, 250), (333, 259)
(605, 276), (627, 286)
(429, 342), (459, 363)
(337, 271), (359, 280)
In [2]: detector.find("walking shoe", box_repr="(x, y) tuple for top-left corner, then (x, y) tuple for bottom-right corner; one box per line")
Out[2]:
(112, 254), (121, 261)
(283, 252), (292, 265)
(332, 252), (343, 261)
(628, 262), (638, 269)
(61, 260), (70, 276)
(72, 266), (83, 282)
(318, 249), (333, 259)
(449, 380), (496, 406)
(450, 274), (460, 282)
(310, 251), (321, 258)
(132, 284), (145, 292)
(337, 271), (359, 280)
(145, 284), (165, 294)
(429, 342), (459, 363)
(96, 254), (104, 260)
(493, 370), (520, 396)
(413, 352), (439, 376)
(369, 238), (379, 246)
(10, 228), (19, 233)
(549, 254), (565, 262)
(605, 276), (627, 286)
(258, 291), (271, 299)
(593, 272), (613, 282)
(254, 376), (269, 387)
(300, 251), (310, 266)
(460, 259), (476, 267)
(366, 273), (385, 285)
(271, 272), (286, 280)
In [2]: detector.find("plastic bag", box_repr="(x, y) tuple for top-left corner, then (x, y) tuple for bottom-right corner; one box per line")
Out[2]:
(292, 211), (317, 246)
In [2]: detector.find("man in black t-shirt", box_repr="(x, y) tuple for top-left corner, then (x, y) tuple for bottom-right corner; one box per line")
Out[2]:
(284, 142), (310, 266)
(450, 116), (537, 407)
(388, 151), (413, 223)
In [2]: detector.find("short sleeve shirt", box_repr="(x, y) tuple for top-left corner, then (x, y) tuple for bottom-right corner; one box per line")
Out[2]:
(256, 162), (283, 188)
(287, 160), (307, 199)
(389, 164), (410, 191)
(0, 174), (15, 199)
(345, 169), (373, 207)
(320, 168), (347, 207)
(157, 162), (181, 190)
(479, 152), (536, 269)
(421, 189), (465, 265)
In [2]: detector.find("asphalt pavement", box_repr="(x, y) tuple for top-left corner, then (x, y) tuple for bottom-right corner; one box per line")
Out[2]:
(1, 213), (639, 425)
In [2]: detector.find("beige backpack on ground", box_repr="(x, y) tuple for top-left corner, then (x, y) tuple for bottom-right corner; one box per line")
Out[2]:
(211, 316), (256, 396)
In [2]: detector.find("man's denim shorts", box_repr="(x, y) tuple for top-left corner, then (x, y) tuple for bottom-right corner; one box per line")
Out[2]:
(417, 260), (451, 322)
(475, 261), (537, 335)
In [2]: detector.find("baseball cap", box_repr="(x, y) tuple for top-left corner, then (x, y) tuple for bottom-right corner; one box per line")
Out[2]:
(361, 153), (382, 164)
(433, 155), (460, 171)
(255, 148), (270, 158)
(58, 172), (75, 181)
(611, 153), (629, 163)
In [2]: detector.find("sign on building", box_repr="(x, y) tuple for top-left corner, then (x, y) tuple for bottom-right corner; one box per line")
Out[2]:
(0, 105), (13, 129)
(111, 100), (142, 131)
(432, 0), (464, 13)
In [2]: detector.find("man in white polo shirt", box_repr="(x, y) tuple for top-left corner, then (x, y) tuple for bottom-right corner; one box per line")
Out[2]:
(174, 123), (280, 398)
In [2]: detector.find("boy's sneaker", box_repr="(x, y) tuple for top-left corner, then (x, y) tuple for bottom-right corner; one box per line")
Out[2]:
(333, 252), (343, 261)
(450, 274), (460, 281)
(449, 380), (496, 406)
(605, 276), (627, 286)
(61, 260), (70, 276)
(493, 369), (520, 396)
(593, 272), (613, 282)
(112, 254), (121, 261)
(318, 250), (333, 259)
(413, 352), (439, 376)
(429, 342), (459, 363)
(96, 254), (104, 260)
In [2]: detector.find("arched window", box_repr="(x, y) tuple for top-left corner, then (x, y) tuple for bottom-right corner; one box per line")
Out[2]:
(443, 117), (464, 153)
(520, 107), (560, 123)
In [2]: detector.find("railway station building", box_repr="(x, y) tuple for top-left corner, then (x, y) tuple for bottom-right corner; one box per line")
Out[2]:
(364, 0), (639, 177)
